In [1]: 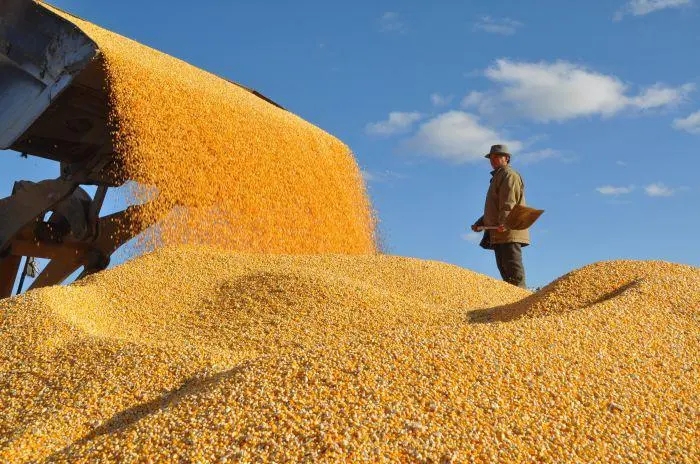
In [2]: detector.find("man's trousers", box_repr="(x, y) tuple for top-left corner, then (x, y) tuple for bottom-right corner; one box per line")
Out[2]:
(493, 243), (526, 288)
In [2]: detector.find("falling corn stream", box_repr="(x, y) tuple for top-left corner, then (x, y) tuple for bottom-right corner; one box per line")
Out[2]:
(0, 3), (698, 463)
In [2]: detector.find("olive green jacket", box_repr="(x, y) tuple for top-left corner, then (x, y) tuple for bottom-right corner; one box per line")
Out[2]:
(474, 165), (530, 247)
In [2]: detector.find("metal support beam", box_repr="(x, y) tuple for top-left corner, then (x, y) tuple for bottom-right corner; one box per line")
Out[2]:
(0, 254), (22, 299)
(0, 179), (77, 253)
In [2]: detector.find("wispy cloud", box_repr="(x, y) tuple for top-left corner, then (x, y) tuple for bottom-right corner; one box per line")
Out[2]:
(460, 91), (486, 108)
(401, 110), (522, 163)
(365, 111), (423, 136)
(473, 16), (523, 35)
(462, 231), (483, 243)
(361, 169), (407, 184)
(596, 183), (685, 197)
(430, 93), (453, 107)
(379, 12), (406, 33)
(673, 110), (700, 133)
(644, 183), (676, 196)
(632, 83), (695, 109)
(516, 148), (562, 164)
(481, 59), (694, 122)
(596, 185), (635, 195)
(614, 0), (692, 20)
(459, 90), (501, 118)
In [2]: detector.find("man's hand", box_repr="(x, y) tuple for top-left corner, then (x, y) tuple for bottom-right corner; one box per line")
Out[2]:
(496, 224), (506, 233)
(471, 224), (480, 232)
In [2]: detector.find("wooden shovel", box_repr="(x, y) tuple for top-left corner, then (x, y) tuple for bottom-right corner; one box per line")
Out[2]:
(476, 204), (544, 231)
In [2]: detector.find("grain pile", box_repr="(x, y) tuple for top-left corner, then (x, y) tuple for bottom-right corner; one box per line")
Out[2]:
(472, 260), (700, 323)
(1, 246), (698, 463)
(44, 2), (377, 254)
(3, 3), (696, 463)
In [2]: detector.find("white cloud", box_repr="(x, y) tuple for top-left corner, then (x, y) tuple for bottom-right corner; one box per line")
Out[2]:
(483, 59), (693, 122)
(673, 110), (700, 133)
(596, 185), (635, 195)
(615, 0), (692, 20)
(631, 83), (694, 109)
(596, 183), (684, 197)
(365, 112), (423, 136)
(430, 93), (453, 107)
(473, 16), (523, 35)
(462, 231), (483, 243)
(402, 110), (522, 163)
(645, 183), (675, 196)
(461, 91), (486, 108)
(616, 160), (627, 166)
(460, 91), (501, 117)
(379, 12), (406, 33)
(516, 148), (561, 164)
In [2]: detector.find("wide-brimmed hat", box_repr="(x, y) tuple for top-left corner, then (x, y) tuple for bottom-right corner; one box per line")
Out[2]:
(484, 144), (511, 158)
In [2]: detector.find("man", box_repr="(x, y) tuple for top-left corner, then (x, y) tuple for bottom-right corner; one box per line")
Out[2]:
(471, 144), (529, 288)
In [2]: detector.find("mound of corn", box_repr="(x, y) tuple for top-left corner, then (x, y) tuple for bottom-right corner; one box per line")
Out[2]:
(11, 3), (696, 463)
(472, 260), (700, 323)
(45, 2), (377, 254)
(1, 246), (698, 463)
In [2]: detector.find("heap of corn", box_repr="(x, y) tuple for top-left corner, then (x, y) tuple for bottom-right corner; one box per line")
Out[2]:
(1, 247), (698, 463)
(45, 2), (377, 255)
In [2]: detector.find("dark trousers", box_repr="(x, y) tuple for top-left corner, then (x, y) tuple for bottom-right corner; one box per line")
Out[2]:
(493, 243), (526, 288)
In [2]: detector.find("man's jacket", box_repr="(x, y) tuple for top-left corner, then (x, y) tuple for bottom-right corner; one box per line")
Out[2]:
(475, 165), (530, 247)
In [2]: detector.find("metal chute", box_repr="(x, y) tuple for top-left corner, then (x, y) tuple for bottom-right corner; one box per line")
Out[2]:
(0, 0), (132, 297)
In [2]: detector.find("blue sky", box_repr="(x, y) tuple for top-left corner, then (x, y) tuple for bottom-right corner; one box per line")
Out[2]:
(2, 0), (699, 289)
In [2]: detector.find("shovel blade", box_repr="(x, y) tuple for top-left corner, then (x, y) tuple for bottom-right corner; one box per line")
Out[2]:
(505, 204), (544, 230)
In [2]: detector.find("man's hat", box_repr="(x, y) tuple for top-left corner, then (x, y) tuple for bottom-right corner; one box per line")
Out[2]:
(484, 144), (511, 158)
